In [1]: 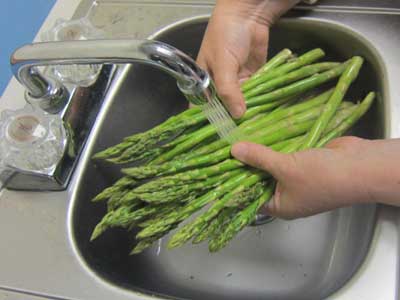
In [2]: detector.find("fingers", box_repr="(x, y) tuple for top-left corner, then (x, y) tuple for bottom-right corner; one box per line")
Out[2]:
(213, 57), (247, 118)
(231, 142), (297, 219)
(231, 142), (289, 179)
(232, 142), (327, 220)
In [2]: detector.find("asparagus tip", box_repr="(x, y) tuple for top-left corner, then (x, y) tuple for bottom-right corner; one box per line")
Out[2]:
(90, 223), (106, 241)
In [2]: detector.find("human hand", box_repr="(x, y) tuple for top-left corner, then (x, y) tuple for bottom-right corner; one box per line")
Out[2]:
(197, 0), (299, 118)
(231, 137), (400, 219)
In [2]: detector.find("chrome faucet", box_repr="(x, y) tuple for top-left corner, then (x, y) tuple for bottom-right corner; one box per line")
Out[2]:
(6, 39), (217, 190)
(11, 39), (215, 111)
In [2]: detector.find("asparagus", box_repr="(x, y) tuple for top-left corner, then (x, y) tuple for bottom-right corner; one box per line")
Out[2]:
(93, 49), (299, 163)
(122, 102), (343, 180)
(167, 173), (265, 249)
(92, 176), (137, 202)
(91, 202), (141, 241)
(137, 169), (243, 204)
(151, 97), (292, 165)
(201, 103), (361, 250)
(317, 92), (375, 147)
(244, 62), (339, 98)
(132, 159), (244, 193)
(183, 89), (334, 160)
(136, 171), (253, 239)
(130, 234), (164, 255)
(242, 48), (325, 92)
(92, 201), (182, 241)
(93, 110), (207, 162)
(246, 60), (351, 107)
(192, 207), (237, 244)
(127, 102), (347, 180)
(209, 184), (275, 252)
(252, 48), (293, 76)
(224, 181), (266, 207)
(300, 56), (364, 149)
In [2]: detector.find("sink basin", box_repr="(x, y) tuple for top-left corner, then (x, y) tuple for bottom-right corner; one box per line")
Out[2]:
(71, 17), (383, 300)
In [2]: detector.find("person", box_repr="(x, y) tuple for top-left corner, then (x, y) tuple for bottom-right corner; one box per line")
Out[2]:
(197, 0), (400, 219)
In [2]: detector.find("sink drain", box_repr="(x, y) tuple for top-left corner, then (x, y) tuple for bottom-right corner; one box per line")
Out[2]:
(251, 213), (275, 226)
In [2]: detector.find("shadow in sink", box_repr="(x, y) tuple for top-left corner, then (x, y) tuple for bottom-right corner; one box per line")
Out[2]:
(70, 17), (383, 300)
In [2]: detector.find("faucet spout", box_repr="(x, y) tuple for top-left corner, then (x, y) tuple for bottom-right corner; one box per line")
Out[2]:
(11, 39), (212, 112)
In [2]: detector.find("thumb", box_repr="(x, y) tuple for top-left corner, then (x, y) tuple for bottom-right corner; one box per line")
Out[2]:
(213, 58), (247, 118)
(231, 141), (299, 219)
(231, 142), (289, 179)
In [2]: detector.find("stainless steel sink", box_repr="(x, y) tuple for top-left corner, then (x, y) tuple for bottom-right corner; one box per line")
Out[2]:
(1, 2), (400, 300)
(71, 17), (382, 300)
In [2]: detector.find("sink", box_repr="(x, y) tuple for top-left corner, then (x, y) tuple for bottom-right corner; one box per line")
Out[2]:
(70, 17), (384, 300)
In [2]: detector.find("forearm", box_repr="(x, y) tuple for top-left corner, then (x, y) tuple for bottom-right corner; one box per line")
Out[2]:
(359, 139), (400, 206)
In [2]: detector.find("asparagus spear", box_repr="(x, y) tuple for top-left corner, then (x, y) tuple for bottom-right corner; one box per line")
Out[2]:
(317, 92), (375, 147)
(167, 173), (265, 249)
(90, 202), (142, 241)
(137, 169), (242, 204)
(192, 207), (237, 244)
(132, 159), (244, 193)
(136, 172), (253, 239)
(252, 48), (293, 76)
(300, 56), (364, 149)
(208, 184), (275, 252)
(130, 234), (165, 255)
(246, 60), (350, 107)
(93, 110), (207, 162)
(224, 181), (266, 207)
(242, 48), (325, 92)
(92, 176), (137, 202)
(244, 62), (339, 98)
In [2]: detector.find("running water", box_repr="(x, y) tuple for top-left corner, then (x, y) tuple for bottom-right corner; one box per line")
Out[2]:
(202, 94), (242, 144)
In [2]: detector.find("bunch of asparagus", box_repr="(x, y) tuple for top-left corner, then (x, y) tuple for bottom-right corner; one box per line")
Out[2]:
(90, 48), (375, 254)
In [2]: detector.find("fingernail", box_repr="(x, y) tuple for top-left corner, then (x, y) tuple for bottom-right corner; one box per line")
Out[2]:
(232, 104), (245, 118)
(231, 143), (248, 158)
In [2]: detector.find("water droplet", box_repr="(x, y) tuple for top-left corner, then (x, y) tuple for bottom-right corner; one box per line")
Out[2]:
(226, 272), (232, 277)
(155, 238), (162, 256)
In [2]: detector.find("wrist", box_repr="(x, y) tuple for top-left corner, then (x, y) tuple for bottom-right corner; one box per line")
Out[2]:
(359, 139), (400, 206)
(215, 0), (300, 26)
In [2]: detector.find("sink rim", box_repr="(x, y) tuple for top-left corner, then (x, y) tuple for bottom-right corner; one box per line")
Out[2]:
(66, 14), (388, 300)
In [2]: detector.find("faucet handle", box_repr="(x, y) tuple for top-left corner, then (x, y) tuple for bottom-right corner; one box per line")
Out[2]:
(41, 17), (105, 87)
(0, 104), (67, 178)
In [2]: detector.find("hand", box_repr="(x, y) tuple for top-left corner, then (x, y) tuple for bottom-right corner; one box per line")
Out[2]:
(197, 0), (299, 118)
(231, 137), (400, 219)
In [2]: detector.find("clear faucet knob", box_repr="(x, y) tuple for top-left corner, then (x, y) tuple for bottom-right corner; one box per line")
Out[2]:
(0, 105), (67, 173)
(41, 17), (105, 87)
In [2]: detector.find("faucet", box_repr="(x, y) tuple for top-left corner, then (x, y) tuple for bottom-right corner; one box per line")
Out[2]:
(7, 39), (216, 190)
(11, 39), (214, 110)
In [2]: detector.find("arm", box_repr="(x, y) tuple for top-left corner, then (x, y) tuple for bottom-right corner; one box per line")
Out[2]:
(197, 0), (300, 118)
(231, 137), (400, 219)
